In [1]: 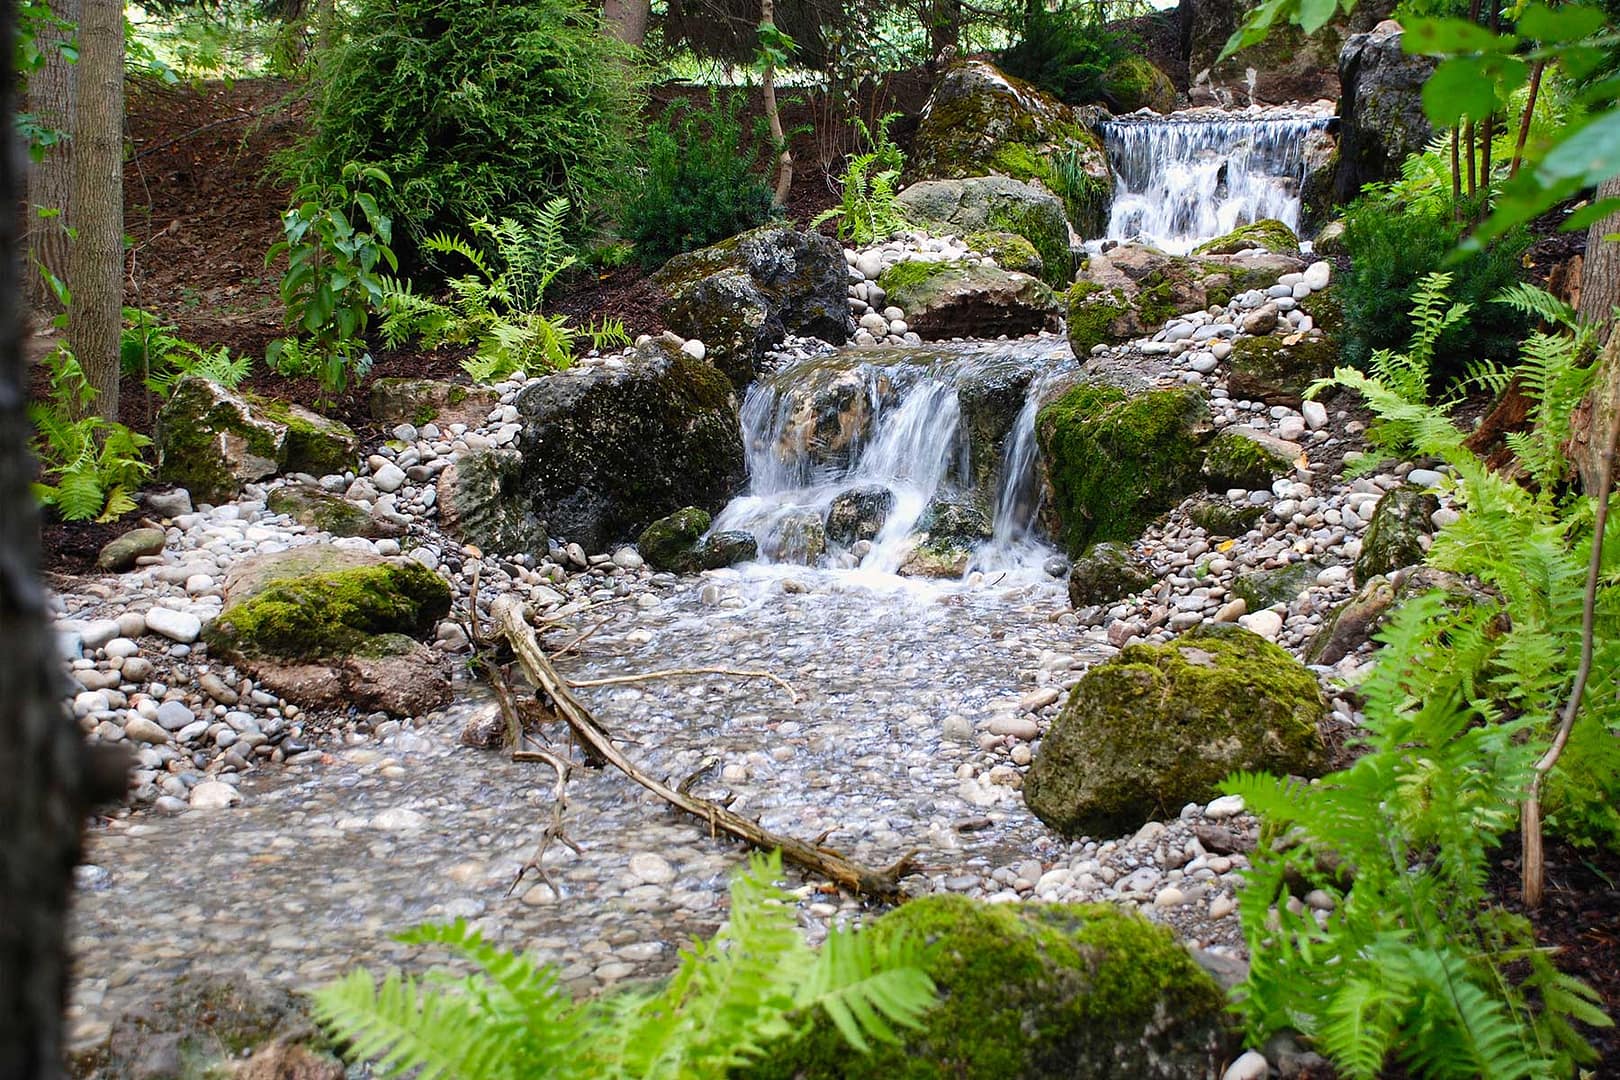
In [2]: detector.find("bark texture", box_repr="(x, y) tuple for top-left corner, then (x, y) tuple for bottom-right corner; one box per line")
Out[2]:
(602, 0), (650, 46)
(1572, 175), (1620, 494)
(1579, 174), (1620, 336)
(64, 0), (121, 420)
(24, 0), (78, 312)
(1, 2), (122, 1074)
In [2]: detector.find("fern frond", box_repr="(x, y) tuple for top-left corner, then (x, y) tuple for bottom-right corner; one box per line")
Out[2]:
(796, 925), (935, 1053)
(312, 968), (517, 1080)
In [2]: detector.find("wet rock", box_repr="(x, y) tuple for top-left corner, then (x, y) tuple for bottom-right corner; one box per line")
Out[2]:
(1336, 21), (1438, 200)
(97, 527), (167, 572)
(1354, 485), (1438, 584)
(190, 780), (243, 809)
(515, 338), (745, 552)
(1193, 218), (1300, 256)
(1184, 496), (1264, 538)
(654, 226), (849, 389)
(1201, 428), (1300, 491)
(896, 176), (1074, 288)
(753, 895), (1228, 1079)
(825, 485), (895, 545)
(1231, 560), (1321, 611)
(267, 484), (404, 540)
(771, 511), (826, 565)
(1068, 541), (1155, 607)
(435, 449), (548, 556)
(156, 376), (358, 504)
(876, 261), (1060, 341)
(1103, 55), (1176, 114)
(1025, 623), (1327, 836)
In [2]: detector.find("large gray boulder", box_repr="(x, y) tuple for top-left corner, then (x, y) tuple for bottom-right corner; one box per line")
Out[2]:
(1025, 623), (1328, 837)
(896, 176), (1074, 287)
(653, 226), (850, 389)
(910, 60), (1112, 237)
(155, 377), (359, 505)
(515, 337), (745, 551)
(877, 261), (1060, 340)
(1335, 21), (1437, 201)
(435, 448), (548, 556)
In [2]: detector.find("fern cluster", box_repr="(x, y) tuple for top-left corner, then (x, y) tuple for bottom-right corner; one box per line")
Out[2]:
(121, 307), (252, 400)
(381, 201), (628, 383)
(29, 347), (152, 522)
(313, 851), (936, 1079)
(1239, 285), (1618, 1076)
(813, 115), (909, 246)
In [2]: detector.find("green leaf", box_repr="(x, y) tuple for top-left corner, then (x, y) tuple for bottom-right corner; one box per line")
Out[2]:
(1299, 0), (1339, 35)
(1402, 17), (1516, 55)
(1516, 2), (1607, 43)
(1537, 111), (1620, 188)
(1561, 197), (1620, 231)
(1422, 58), (1498, 125)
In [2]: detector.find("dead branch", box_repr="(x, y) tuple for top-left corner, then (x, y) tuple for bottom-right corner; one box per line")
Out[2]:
(489, 595), (915, 898)
(1522, 416), (1619, 908)
(506, 746), (580, 899)
(566, 667), (801, 703)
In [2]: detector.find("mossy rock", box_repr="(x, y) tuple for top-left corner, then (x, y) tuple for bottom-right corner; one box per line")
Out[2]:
(267, 485), (402, 540)
(368, 378), (498, 429)
(1230, 560), (1321, 611)
(1226, 333), (1339, 407)
(771, 510), (826, 565)
(97, 527), (167, 572)
(1201, 428), (1299, 491)
(1065, 280), (1133, 354)
(965, 230), (1043, 278)
(1068, 541), (1155, 607)
(895, 175), (1075, 287)
(436, 448), (549, 556)
(205, 560), (451, 663)
(1184, 496), (1264, 537)
(1354, 486), (1438, 584)
(1025, 622), (1328, 836)
(909, 60), (1113, 237)
(826, 485), (895, 545)
(1103, 56), (1176, 114)
(1193, 219), (1300, 256)
(1313, 220), (1348, 256)
(750, 895), (1228, 1079)
(1037, 381), (1212, 558)
(878, 262), (1059, 340)
(638, 507), (713, 571)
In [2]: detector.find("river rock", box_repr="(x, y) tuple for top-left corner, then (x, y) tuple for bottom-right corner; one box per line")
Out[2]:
(755, 895), (1227, 1078)
(368, 378), (499, 429)
(267, 484), (404, 540)
(1201, 428), (1300, 491)
(877, 261), (1060, 340)
(1067, 541), (1155, 607)
(1225, 332), (1339, 407)
(825, 485), (895, 545)
(908, 59), (1112, 236)
(1354, 485), (1439, 584)
(435, 449), (548, 556)
(144, 607), (202, 644)
(156, 376), (358, 504)
(895, 176), (1074, 287)
(190, 780), (243, 809)
(97, 527), (167, 572)
(515, 338), (745, 552)
(654, 226), (849, 389)
(1025, 623), (1327, 837)
(1038, 381), (1212, 557)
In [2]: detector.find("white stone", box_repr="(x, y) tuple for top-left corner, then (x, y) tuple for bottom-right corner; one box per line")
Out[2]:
(190, 780), (243, 809)
(629, 852), (675, 884)
(680, 339), (707, 361)
(124, 717), (171, 745)
(81, 619), (121, 650)
(987, 715), (1039, 740)
(1205, 794), (1246, 819)
(1018, 688), (1061, 713)
(1303, 260), (1332, 291)
(1223, 1050), (1270, 1080)
(1238, 609), (1283, 639)
(371, 808), (427, 830)
(1301, 400), (1328, 431)
(372, 462), (407, 493)
(144, 607), (202, 644)
(1406, 468), (1444, 488)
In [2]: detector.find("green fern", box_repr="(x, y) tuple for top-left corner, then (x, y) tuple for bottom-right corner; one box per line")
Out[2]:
(29, 345), (153, 522)
(314, 851), (936, 1079)
(814, 115), (909, 246)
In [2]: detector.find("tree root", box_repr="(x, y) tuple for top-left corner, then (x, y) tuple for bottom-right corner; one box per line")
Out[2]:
(566, 667), (801, 703)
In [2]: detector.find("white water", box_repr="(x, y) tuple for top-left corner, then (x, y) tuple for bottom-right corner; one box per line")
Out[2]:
(711, 343), (1072, 579)
(1102, 115), (1331, 254)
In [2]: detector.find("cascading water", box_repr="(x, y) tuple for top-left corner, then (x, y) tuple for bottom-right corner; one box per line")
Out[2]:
(1102, 114), (1332, 254)
(710, 341), (1073, 578)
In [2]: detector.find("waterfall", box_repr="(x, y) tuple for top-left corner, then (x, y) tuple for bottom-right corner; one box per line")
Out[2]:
(710, 342), (1070, 577)
(1101, 114), (1331, 255)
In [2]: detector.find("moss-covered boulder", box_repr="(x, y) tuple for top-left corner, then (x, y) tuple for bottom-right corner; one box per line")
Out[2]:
(877, 261), (1060, 340)
(368, 378), (498, 429)
(900, 490), (992, 578)
(654, 226), (850, 389)
(1065, 280), (1135, 354)
(965, 230), (1044, 279)
(1037, 381), (1213, 557)
(826, 485), (894, 545)
(637, 508), (759, 573)
(97, 526), (167, 572)
(771, 510), (827, 565)
(1201, 428), (1300, 490)
(896, 175), (1074, 288)
(1026, 623), (1328, 836)
(1193, 218), (1300, 256)
(751, 895), (1229, 1079)
(435, 448), (549, 555)
(1306, 573), (1397, 666)
(267, 484), (404, 540)
(1313, 219), (1348, 256)
(1226, 333), (1339, 407)
(155, 377), (359, 504)
(1354, 485), (1439, 584)
(515, 337), (745, 552)
(1183, 495), (1265, 537)
(1068, 541), (1155, 607)
(205, 552), (453, 716)
(910, 60), (1112, 237)
(1103, 55), (1177, 114)
(1231, 559), (1321, 611)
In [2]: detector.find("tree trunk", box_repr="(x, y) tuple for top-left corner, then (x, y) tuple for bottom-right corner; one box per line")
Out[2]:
(760, 0), (791, 207)
(928, 0), (960, 63)
(25, 0), (78, 313)
(64, 0), (120, 421)
(1, 2), (125, 1073)
(602, 0), (650, 47)
(314, 0), (335, 54)
(1571, 175), (1620, 493)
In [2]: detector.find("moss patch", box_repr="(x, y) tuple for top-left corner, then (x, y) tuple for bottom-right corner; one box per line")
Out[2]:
(750, 895), (1228, 1079)
(1227, 333), (1340, 406)
(205, 561), (451, 662)
(1037, 382), (1211, 557)
(876, 259), (954, 296)
(1065, 280), (1131, 354)
(1193, 218), (1300, 256)
(1103, 56), (1176, 113)
(1025, 622), (1328, 836)
(1201, 429), (1295, 490)
(986, 203), (1073, 288)
(965, 230), (1043, 278)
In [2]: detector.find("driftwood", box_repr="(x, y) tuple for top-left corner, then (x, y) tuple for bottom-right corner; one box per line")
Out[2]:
(488, 595), (916, 899)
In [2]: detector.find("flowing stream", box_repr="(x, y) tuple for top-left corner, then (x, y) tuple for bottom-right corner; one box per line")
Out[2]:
(1102, 114), (1332, 254)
